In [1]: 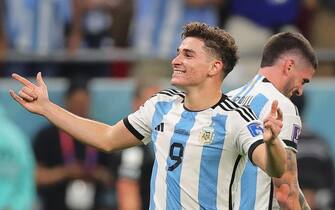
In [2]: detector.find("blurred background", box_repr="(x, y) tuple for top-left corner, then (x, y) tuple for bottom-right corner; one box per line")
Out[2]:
(0, 0), (335, 209)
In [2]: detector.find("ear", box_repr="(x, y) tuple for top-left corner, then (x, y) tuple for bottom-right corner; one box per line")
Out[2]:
(283, 59), (294, 76)
(208, 60), (224, 77)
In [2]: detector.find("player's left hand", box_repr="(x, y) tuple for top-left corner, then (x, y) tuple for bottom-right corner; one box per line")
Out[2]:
(263, 100), (283, 144)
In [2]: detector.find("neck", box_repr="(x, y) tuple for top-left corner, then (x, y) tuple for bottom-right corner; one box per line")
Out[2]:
(183, 84), (222, 111)
(258, 67), (285, 93)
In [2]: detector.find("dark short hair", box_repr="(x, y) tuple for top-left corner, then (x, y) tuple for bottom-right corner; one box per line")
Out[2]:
(181, 22), (239, 78)
(261, 32), (318, 69)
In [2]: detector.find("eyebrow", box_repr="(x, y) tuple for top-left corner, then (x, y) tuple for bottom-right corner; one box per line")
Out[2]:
(177, 48), (196, 54)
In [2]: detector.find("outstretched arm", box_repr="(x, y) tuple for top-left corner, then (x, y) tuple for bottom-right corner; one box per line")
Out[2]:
(273, 149), (311, 210)
(252, 100), (287, 178)
(10, 73), (142, 152)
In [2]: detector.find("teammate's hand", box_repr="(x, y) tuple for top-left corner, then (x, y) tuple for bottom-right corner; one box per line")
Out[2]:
(263, 100), (283, 144)
(9, 72), (50, 115)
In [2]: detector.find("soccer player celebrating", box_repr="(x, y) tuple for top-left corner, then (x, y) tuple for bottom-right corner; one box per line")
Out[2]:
(228, 32), (316, 210)
(10, 22), (286, 209)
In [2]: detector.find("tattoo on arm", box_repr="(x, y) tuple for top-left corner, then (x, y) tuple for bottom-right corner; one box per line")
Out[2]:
(286, 150), (294, 172)
(273, 149), (310, 210)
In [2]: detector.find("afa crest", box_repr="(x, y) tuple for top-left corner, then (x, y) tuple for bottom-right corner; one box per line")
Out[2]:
(200, 126), (215, 144)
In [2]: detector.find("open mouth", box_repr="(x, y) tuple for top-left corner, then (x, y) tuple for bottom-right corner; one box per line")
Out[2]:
(173, 69), (186, 74)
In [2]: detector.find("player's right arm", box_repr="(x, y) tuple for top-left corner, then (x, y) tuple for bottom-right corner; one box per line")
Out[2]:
(271, 102), (310, 210)
(10, 73), (142, 152)
(273, 149), (311, 210)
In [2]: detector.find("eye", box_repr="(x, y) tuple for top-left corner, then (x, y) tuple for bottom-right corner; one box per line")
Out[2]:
(184, 53), (193, 58)
(302, 79), (310, 85)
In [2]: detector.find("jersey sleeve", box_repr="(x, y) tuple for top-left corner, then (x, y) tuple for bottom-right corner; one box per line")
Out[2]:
(278, 113), (301, 153)
(230, 111), (264, 163)
(123, 96), (157, 145)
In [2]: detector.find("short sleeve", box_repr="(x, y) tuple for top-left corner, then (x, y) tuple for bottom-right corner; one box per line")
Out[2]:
(230, 111), (264, 162)
(123, 96), (157, 145)
(259, 100), (302, 153)
(278, 114), (301, 153)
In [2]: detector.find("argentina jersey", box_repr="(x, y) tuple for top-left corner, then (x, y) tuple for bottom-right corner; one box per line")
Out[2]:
(227, 74), (302, 210)
(123, 89), (265, 210)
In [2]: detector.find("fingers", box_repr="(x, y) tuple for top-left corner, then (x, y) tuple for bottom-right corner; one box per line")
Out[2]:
(277, 107), (283, 121)
(9, 89), (27, 106)
(19, 90), (35, 101)
(22, 86), (38, 99)
(270, 100), (283, 121)
(270, 100), (279, 116)
(264, 120), (282, 130)
(12, 73), (36, 89)
(36, 72), (46, 87)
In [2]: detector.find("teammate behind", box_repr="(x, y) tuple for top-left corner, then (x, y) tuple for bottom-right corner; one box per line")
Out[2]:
(228, 32), (317, 210)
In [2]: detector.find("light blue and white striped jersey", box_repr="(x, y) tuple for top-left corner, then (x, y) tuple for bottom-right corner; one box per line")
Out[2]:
(227, 74), (302, 210)
(124, 89), (265, 210)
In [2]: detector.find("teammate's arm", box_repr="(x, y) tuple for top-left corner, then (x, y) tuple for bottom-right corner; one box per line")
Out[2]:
(299, 188), (311, 210)
(117, 178), (142, 210)
(10, 73), (142, 152)
(252, 101), (287, 178)
(116, 147), (143, 210)
(273, 149), (311, 210)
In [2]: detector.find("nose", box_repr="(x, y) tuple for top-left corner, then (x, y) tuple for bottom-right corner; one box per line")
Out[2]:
(172, 54), (181, 66)
(296, 86), (303, 96)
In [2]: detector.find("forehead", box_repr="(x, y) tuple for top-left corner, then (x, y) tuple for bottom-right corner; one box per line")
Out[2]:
(178, 37), (205, 52)
(299, 66), (315, 79)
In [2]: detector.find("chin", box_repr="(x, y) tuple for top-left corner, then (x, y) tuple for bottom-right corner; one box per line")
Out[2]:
(171, 78), (182, 86)
(170, 79), (186, 90)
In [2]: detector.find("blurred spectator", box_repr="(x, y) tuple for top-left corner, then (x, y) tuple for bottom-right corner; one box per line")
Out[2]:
(33, 77), (114, 210)
(1, 0), (82, 77)
(131, 0), (223, 78)
(61, 0), (134, 78)
(116, 80), (161, 210)
(308, 0), (335, 77)
(291, 94), (335, 210)
(0, 0), (6, 61)
(223, 0), (317, 84)
(58, 0), (134, 78)
(310, 0), (335, 49)
(82, 0), (132, 48)
(0, 104), (36, 210)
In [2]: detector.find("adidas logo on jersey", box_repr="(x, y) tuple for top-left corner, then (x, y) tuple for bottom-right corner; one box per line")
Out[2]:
(154, 123), (164, 132)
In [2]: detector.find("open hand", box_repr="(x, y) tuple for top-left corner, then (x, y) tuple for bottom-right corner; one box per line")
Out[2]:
(9, 72), (49, 115)
(263, 100), (283, 144)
